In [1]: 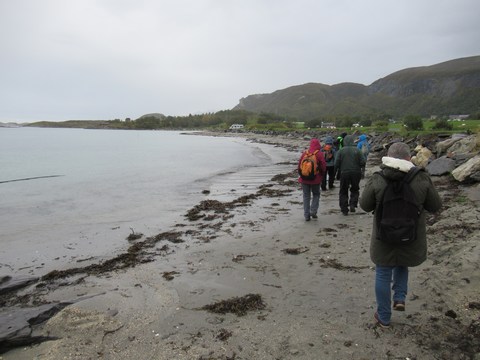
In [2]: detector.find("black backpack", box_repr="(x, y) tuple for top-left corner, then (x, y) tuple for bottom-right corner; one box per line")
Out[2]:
(375, 167), (422, 245)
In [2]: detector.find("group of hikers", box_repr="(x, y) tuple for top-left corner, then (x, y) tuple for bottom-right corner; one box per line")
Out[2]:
(298, 132), (371, 219)
(297, 134), (442, 328)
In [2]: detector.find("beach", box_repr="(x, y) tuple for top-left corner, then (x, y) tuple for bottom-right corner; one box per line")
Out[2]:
(1, 131), (479, 360)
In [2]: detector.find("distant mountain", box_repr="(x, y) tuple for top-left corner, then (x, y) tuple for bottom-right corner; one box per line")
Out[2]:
(0, 122), (22, 128)
(137, 113), (166, 120)
(234, 56), (480, 119)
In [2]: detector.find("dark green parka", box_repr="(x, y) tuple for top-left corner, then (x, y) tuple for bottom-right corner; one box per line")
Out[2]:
(334, 135), (365, 175)
(359, 157), (442, 267)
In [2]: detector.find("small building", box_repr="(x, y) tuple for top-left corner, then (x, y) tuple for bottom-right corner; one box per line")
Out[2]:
(229, 124), (244, 130)
(321, 122), (336, 129)
(449, 115), (469, 121)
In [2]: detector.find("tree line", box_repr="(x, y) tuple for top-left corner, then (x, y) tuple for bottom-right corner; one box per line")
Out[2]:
(28, 110), (478, 131)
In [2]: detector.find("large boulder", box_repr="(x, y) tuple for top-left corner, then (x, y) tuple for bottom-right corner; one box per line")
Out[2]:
(411, 145), (434, 168)
(426, 157), (457, 176)
(452, 153), (477, 167)
(447, 135), (478, 157)
(436, 135), (466, 156)
(451, 155), (480, 182)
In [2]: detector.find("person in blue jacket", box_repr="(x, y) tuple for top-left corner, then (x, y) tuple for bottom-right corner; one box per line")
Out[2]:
(357, 134), (370, 178)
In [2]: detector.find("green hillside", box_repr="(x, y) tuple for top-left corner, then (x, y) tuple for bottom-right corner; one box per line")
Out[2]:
(234, 56), (480, 120)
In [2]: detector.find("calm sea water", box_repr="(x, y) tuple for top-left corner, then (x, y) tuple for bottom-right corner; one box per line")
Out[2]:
(0, 127), (294, 275)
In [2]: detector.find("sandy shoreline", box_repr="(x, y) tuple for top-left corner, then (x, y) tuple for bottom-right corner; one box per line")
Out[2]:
(2, 131), (479, 359)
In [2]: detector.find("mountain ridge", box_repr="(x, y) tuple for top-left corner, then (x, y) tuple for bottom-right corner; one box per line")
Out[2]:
(234, 55), (480, 119)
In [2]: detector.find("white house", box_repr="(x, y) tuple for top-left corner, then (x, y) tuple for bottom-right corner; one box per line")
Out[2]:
(321, 122), (336, 129)
(229, 124), (244, 130)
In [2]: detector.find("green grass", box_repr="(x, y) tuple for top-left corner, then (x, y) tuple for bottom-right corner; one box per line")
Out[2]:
(455, 195), (469, 204)
(346, 119), (479, 135)
(431, 119), (479, 131)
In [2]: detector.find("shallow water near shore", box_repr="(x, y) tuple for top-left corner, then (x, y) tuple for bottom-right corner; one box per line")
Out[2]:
(0, 128), (294, 276)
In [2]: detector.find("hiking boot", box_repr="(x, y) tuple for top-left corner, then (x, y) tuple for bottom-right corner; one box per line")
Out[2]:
(305, 216), (311, 221)
(342, 210), (348, 216)
(393, 301), (405, 311)
(311, 214), (318, 219)
(374, 312), (390, 328)
(321, 187), (327, 191)
(350, 206), (356, 213)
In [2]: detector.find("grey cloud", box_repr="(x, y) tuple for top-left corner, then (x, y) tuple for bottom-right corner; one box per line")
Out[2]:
(1, 0), (479, 122)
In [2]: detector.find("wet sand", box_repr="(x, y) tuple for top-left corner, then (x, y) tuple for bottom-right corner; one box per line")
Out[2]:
(2, 132), (479, 360)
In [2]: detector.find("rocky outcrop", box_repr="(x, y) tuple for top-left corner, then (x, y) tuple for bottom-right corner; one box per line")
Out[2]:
(0, 274), (107, 353)
(406, 133), (479, 181)
(0, 303), (70, 353)
(436, 135), (466, 157)
(446, 135), (478, 157)
(452, 155), (480, 182)
(340, 131), (479, 182)
(0, 275), (38, 295)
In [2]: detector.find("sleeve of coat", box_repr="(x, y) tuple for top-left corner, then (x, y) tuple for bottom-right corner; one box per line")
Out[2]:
(359, 176), (377, 212)
(317, 152), (327, 175)
(334, 150), (341, 171)
(422, 174), (442, 213)
(359, 151), (366, 167)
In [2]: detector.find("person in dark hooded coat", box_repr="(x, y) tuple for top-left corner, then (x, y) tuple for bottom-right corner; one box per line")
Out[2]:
(360, 142), (442, 328)
(334, 134), (365, 215)
(334, 132), (348, 180)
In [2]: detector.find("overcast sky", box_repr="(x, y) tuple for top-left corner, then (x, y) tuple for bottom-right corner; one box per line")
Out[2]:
(1, 0), (479, 122)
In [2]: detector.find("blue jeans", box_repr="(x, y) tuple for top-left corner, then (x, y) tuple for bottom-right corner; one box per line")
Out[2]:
(302, 183), (320, 219)
(375, 265), (409, 324)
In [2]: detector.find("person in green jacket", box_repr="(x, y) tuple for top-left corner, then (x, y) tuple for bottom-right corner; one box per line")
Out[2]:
(334, 132), (347, 180)
(334, 135), (366, 215)
(359, 142), (442, 328)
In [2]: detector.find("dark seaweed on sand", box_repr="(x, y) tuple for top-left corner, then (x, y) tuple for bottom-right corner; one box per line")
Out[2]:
(319, 258), (369, 272)
(201, 294), (266, 316)
(162, 271), (180, 281)
(216, 328), (233, 341)
(41, 231), (182, 281)
(185, 188), (293, 221)
(282, 247), (309, 255)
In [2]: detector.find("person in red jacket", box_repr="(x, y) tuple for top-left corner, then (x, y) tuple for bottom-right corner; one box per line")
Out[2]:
(298, 138), (327, 221)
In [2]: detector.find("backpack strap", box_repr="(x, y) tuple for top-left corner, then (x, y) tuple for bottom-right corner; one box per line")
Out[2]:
(374, 171), (386, 181)
(403, 167), (423, 184)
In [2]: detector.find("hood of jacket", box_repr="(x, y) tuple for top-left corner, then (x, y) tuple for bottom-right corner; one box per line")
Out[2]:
(380, 156), (416, 181)
(324, 136), (333, 145)
(308, 138), (321, 153)
(343, 135), (355, 147)
(358, 134), (367, 142)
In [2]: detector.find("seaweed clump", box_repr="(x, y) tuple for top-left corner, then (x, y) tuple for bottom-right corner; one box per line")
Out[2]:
(201, 293), (266, 316)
